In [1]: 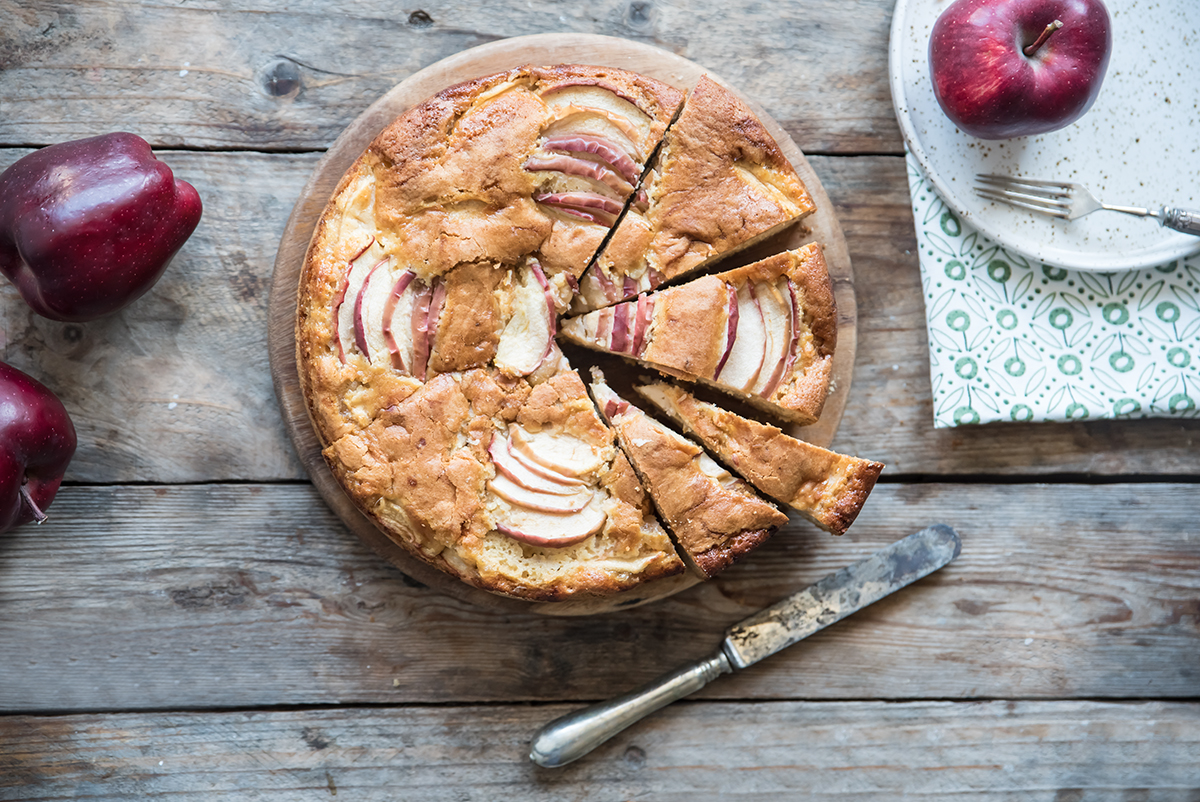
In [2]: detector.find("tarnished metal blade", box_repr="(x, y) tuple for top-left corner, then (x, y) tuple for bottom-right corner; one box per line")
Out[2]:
(722, 525), (961, 669)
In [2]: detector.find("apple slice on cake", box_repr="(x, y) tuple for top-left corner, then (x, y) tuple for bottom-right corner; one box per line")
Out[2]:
(589, 369), (787, 579)
(636, 381), (882, 535)
(574, 75), (816, 311)
(562, 244), (836, 426)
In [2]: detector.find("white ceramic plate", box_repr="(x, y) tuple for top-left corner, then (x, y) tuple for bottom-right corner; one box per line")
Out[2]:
(889, 0), (1200, 272)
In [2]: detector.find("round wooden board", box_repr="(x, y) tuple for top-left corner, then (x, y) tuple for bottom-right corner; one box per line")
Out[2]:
(267, 33), (858, 617)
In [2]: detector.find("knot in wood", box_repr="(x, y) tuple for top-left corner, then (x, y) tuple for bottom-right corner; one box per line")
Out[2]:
(262, 59), (302, 98)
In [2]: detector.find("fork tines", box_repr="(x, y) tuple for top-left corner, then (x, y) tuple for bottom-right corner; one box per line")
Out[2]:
(974, 173), (1072, 218)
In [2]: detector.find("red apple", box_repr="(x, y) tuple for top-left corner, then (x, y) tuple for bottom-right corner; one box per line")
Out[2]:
(0, 362), (76, 533)
(929, 0), (1112, 139)
(0, 133), (202, 321)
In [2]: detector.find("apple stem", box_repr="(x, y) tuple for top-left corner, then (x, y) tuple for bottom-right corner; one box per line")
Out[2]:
(1023, 20), (1063, 57)
(19, 482), (47, 524)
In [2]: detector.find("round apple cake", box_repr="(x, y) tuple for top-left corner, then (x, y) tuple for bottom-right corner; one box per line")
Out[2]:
(295, 63), (854, 602)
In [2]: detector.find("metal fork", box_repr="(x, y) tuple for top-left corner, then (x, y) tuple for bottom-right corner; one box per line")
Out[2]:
(974, 174), (1200, 236)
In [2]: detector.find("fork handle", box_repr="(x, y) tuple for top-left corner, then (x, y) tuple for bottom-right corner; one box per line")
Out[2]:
(1161, 208), (1200, 237)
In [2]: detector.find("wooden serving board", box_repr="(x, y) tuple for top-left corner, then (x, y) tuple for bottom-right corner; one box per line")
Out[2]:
(267, 33), (857, 616)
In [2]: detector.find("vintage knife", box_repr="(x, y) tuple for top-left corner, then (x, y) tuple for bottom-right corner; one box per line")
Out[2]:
(529, 524), (962, 768)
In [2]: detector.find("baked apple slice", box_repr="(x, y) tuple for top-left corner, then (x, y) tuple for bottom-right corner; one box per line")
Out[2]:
(495, 260), (560, 378)
(563, 244), (836, 425)
(526, 69), (684, 280)
(589, 369), (787, 579)
(637, 381), (882, 535)
(574, 75), (817, 312)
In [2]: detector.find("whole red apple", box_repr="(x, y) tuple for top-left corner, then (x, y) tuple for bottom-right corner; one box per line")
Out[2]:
(929, 0), (1112, 139)
(0, 362), (76, 533)
(0, 133), (202, 322)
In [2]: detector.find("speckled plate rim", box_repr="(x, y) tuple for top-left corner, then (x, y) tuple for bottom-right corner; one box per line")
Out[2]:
(888, 0), (1200, 273)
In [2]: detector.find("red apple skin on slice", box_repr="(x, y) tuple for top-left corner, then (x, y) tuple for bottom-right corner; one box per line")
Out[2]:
(609, 301), (631, 354)
(718, 283), (767, 392)
(713, 282), (739, 380)
(524, 154), (633, 196)
(495, 264), (555, 377)
(531, 262), (557, 339)
(542, 134), (641, 185)
(332, 238), (375, 362)
(382, 270), (417, 371)
(535, 192), (622, 226)
(631, 294), (654, 357)
(757, 277), (799, 398)
(494, 502), (607, 548)
(409, 281), (433, 381)
(354, 258), (404, 366)
(335, 246), (380, 363)
(751, 279), (794, 397)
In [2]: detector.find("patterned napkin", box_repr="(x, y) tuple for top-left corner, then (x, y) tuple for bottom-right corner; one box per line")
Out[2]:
(906, 154), (1200, 428)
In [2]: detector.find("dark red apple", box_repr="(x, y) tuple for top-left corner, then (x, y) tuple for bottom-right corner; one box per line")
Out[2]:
(0, 132), (203, 321)
(0, 362), (76, 533)
(929, 0), (1112, 139)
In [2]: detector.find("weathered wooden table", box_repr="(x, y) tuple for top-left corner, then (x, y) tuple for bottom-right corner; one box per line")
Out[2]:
(2, 2), (1197, 799)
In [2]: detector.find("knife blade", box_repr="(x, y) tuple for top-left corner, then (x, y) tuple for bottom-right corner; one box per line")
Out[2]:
(529, 524), (961, 768)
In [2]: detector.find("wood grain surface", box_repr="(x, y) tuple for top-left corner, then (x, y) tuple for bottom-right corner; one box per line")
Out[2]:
(1, 482), (1197, 712)
(0, 0), (901, 154)
(0, 147), (1196, 483)
(2, 1), (1198, 795)
(3, 701), (1197, 801)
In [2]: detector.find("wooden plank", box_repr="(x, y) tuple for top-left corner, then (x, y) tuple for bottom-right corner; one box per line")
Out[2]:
(0, 149), (1196, 483)
(0, 0), (901, 155)
(1, 483), (1197, 712)
(0, 148), (313, 483)
(1, 700), (1197, 800)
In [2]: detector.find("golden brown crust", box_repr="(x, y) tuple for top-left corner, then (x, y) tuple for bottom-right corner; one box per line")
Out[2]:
(559, 244), (837, 425)
(295, 65), (838, 602)
(592, 74), (816, 298)
(593, 380), (788, 579)
(637, 381), (882, 535)
(429, 262), (504, 373)
(640, 275), (729, 379)
(713, 243), (837, 424)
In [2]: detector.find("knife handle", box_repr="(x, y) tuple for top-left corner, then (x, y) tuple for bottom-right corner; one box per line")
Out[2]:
(529, 649), (733, 768)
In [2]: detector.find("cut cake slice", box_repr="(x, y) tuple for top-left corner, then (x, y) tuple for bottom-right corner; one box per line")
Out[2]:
(636, 381), (882, 535)
(574, 74), (816, 311)
(589, 369), (787, 579)
(561, 244), (836, 425)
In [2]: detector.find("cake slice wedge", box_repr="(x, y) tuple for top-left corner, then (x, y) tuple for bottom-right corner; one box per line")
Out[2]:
(636, 381), (882, 535)
(589, 369), (787, 579)
(573, 74), (816, 311)
(561, 244), (836, 425)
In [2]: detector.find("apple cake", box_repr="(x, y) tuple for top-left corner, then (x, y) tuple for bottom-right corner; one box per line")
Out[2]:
(296, 62), (867, 603)
(559, 244), (837, 425)
(573, 75), (817, 312)
(636, 382), (883, 534)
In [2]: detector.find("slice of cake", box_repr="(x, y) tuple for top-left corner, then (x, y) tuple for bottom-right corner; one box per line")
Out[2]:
(561, 244), (836, 425)
(320, 367), (684, 601)
(636, 381), (882, 535)
(574, 75), (816, 311)
(589, 369), (787, 579)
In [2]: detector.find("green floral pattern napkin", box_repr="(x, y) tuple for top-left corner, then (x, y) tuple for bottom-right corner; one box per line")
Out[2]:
(906, 154), (1200, 428)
